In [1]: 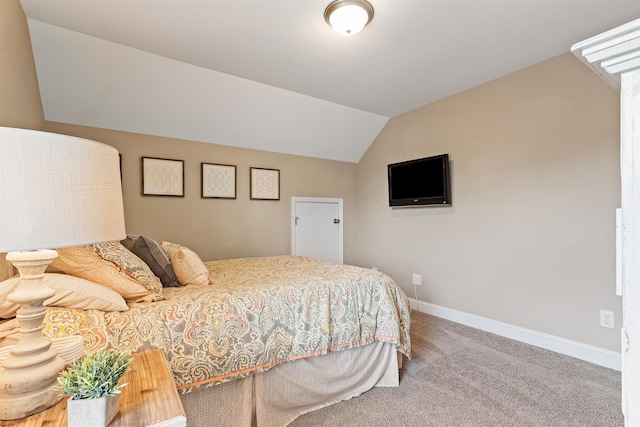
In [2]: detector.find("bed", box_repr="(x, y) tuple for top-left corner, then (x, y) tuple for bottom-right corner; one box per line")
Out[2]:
(1, 239), (411, 426)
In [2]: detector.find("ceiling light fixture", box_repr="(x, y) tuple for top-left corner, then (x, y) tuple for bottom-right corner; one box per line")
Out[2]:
(324, 0), (374, 36)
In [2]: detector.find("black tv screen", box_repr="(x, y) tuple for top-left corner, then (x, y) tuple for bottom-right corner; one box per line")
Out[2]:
(387, 154), (451, 207)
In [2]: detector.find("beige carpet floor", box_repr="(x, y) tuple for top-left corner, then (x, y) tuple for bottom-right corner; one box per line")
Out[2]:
(290, 310), (622, 427)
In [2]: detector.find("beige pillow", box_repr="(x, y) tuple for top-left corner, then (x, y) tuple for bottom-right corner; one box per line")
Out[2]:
(0, 273), (128, 318)
(90, 241), (164, 301)
(161, 241), (211, 286)
(51, 246), (154, 302)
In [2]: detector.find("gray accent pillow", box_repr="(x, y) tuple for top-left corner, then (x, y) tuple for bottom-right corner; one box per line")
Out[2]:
(121, 235), (180, 288)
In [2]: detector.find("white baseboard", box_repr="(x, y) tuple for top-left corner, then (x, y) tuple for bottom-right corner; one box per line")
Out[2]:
(409, 298), (621, 371)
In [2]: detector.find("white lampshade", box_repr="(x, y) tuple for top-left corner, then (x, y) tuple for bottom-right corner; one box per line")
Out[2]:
(325, 0), (374, 36)
(0, 127), (126, 252)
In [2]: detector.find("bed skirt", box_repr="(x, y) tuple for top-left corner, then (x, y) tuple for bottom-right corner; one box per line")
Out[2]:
(181, 341), (400, 427)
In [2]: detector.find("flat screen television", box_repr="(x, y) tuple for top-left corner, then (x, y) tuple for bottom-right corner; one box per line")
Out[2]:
(387, 154), (451, 207)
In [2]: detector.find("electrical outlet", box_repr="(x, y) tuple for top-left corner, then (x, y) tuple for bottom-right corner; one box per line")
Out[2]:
(412, 273), (422, 286)
(600, 310), (614, 329)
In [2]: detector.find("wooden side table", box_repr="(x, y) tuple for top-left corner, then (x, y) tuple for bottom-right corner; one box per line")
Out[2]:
(0, 349), (186, 427)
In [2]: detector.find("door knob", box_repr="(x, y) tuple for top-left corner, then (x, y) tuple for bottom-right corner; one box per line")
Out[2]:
(333, 219), (340, 224)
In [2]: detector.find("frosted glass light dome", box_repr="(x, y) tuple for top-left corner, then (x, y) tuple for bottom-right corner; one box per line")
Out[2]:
(324, 0), (374, 36)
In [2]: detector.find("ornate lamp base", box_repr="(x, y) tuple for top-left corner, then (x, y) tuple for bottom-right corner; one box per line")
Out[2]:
(0, 250), (67, 420)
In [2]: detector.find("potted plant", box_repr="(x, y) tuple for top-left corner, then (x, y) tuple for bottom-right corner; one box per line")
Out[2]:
(57, 350), (133, 427)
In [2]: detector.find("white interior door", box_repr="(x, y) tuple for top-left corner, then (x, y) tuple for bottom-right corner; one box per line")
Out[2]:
(291, 197), (343, 264)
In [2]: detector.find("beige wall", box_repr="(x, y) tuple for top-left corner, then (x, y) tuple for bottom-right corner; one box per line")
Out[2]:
(0, 0), (43, 131)
(0, 0), (45, 280)
(43, 122), (358, 264)
(356, 53), (622, 351)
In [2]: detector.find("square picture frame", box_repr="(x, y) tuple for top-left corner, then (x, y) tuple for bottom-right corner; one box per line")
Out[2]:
(202, 163), (237, 199)
(141, 157), (184, 197)
(250, 167), (280, 200)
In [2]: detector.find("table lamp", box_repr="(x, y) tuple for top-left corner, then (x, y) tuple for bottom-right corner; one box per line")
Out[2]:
(0, 127), (126, 420)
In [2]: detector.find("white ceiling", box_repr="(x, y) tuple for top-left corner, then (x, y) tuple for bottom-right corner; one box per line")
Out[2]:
(19, 0), (640, 163)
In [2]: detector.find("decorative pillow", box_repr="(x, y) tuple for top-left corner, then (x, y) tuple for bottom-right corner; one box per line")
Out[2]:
(90, 241), (165, 301)
(120, 235), (179, 288)
(119, 234), (138, 251)
(0, 273), (128, 318)
(161, 241), (211, 286)
(51, 246), (154, 302)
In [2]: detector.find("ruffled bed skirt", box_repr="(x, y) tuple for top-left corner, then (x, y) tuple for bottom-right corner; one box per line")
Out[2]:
(181, 342), (400, 427)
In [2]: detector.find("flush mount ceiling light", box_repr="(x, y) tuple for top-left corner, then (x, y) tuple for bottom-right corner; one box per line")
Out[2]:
(324, 0), (374, 36)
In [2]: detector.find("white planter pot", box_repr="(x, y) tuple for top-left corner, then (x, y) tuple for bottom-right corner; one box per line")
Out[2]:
(67, 394), (120, 427)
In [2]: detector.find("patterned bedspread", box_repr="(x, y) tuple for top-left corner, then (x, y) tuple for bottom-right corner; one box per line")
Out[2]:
(43, 255), (411, 391)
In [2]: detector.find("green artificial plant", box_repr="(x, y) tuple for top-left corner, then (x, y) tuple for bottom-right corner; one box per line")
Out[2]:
(57, 351), (133, 400)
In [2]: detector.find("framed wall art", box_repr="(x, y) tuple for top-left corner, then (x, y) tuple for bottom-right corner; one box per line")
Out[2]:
(202, 163), (236, 199)
(141, 157), (184, 197)
(250, 167), (280, 200)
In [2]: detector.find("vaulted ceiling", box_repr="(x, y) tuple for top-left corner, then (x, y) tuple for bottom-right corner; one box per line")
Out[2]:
(20, 0), (640, 162)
